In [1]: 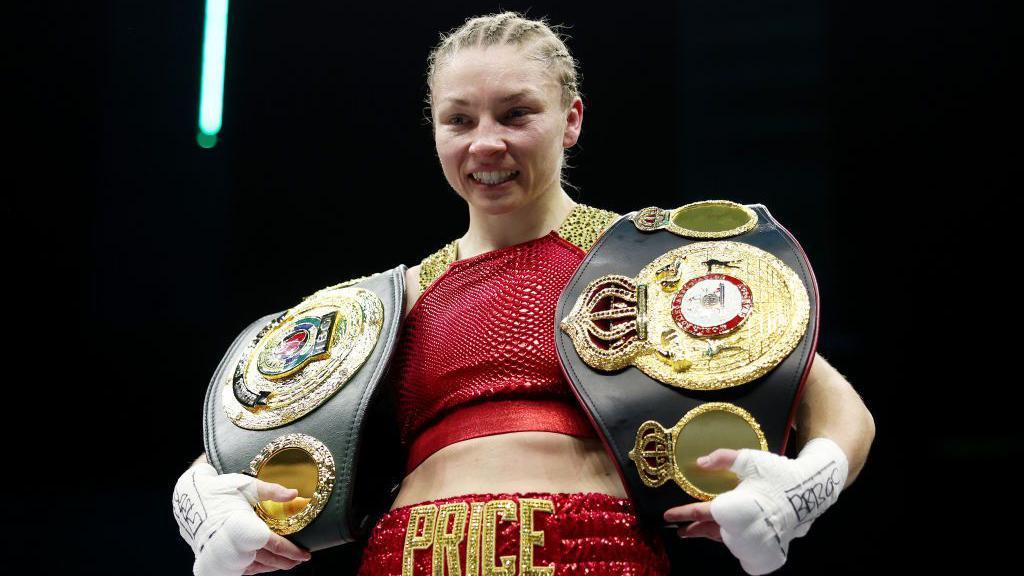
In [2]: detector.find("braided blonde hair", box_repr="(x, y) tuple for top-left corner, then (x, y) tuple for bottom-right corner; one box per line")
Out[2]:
(425, 12), (584, 189)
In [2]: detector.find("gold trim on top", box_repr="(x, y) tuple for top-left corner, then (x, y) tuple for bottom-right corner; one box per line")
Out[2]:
(249, 433), (336, 535)
(632, 200), (758, 239)
(628, 402), (768, 501)
(416, 204), (619, 292)
(418, 240), (459, 292)
(555, 204), (620, 252)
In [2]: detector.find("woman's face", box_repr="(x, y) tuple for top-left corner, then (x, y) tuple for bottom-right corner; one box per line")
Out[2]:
(431, 44), (582, 215)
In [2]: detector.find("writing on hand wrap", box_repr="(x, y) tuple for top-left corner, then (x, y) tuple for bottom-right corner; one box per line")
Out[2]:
(173, 470), (208, 542)
(785, 460), (843, 525)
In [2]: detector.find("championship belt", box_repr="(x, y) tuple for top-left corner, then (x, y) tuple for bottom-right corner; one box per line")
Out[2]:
(203, 266), (406, 550)
(555, 201), (818, 525)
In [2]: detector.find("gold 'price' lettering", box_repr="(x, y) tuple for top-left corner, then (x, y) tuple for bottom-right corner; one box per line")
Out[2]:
(400, 499), (555, 576)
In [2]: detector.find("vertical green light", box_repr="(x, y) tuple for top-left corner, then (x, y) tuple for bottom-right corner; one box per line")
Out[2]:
(197, 0), (230, 148)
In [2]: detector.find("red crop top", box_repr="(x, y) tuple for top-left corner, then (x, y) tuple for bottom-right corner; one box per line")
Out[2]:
(393, 204), (620, 473)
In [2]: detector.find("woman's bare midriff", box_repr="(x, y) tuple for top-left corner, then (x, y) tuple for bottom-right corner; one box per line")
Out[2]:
(389, 431), (628, 510)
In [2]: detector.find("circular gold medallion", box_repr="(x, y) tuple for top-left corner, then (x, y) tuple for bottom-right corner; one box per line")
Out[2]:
(667, 200), (758, 238)
(629, 402), (768, 501)
(631, 201), (757, 238)
(224, 286), (384, 429)
(249, 434), (335, 534)
(673, 404), (766, 499)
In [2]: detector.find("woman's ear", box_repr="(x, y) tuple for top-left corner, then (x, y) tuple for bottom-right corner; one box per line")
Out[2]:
(563, 98), (583, 148)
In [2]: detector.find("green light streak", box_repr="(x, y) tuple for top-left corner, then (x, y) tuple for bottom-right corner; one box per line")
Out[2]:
(196, 132), (218, 149)
(197, 0), (230, 147)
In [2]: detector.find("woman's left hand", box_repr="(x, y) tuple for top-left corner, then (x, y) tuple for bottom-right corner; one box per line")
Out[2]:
(663, 438), (849, 575)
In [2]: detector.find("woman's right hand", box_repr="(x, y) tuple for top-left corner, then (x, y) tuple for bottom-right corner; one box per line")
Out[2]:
(173, 463), (312, 575)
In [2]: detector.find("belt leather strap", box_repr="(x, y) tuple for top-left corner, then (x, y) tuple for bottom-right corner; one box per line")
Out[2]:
(203, 266), (406, 550)
(554, 205), (819, 525)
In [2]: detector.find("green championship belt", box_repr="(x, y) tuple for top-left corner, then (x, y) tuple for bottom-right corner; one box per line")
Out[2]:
(203, 266), (405, 550)
(555, 201), (819, 524)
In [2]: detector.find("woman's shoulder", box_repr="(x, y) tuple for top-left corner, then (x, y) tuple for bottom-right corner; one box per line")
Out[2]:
(400, 236), (460, 318)
(311, 265), (425, 320)
(403, 264), (422, 318)
(403, 235), (453, 315)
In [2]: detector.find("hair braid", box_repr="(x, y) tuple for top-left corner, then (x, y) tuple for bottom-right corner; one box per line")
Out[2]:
(424, 12), (584, 193)
(425, 12), (582, 113)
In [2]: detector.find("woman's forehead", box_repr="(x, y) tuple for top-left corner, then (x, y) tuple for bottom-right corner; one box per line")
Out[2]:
(433, 46), (559, 104)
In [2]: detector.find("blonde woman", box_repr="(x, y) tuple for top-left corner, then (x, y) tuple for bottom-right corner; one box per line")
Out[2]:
(174, 12), (874, 576)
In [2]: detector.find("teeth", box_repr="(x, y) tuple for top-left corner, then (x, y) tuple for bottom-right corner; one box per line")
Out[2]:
(472, 170), (518, 185)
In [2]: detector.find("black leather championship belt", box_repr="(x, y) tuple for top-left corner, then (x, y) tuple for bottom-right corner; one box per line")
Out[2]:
(555, 201), (819, 525)
(203, 266), (406, 550)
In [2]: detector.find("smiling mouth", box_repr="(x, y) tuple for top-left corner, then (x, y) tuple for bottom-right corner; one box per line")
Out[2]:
(470, 170), (520, 186)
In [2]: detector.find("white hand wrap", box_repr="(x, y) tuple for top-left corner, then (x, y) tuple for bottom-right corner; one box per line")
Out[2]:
(709, 437), (849, 575)
(172, 463), (272, 576)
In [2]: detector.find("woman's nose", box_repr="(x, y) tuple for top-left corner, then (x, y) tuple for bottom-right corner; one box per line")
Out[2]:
(468, 120), (508, 156)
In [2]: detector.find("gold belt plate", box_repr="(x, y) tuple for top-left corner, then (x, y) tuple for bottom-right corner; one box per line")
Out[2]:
(249, 433), (336, 534)
(561, 241), (809, 391)
(629, 403), (768, 500)
(223, 286), (384, 429)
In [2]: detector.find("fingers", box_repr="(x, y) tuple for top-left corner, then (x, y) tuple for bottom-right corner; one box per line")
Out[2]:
(264, 533), (312, 562)
(259, 497), (311, 518)
(664, 501), (714, 523)
(696, 448), (740, 471)
(254, 549), (304, 572)
(255, 479), (300, 503)
(677, 520), (723, 542)
(243, 561), (277, 575)
(666, 503), (723, 542)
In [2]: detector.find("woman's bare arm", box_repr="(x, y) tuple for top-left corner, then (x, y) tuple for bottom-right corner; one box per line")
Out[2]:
(404, 264), (422, 318)
(794, 353), (876, 486)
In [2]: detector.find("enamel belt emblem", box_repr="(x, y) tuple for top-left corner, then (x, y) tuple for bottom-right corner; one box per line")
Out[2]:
(560, 240), (810, 391)
(223, 286), (384, 430)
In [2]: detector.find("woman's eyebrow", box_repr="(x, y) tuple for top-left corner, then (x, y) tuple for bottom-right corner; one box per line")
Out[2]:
(441, 90), (542, 107)
(500, 90), (542, 103)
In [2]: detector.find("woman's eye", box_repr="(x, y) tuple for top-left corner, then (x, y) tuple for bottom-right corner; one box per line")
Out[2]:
(445, 114), (470, 126)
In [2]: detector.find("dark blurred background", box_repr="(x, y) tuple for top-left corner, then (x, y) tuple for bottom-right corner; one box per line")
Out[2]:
(14, 0), (1013, 574)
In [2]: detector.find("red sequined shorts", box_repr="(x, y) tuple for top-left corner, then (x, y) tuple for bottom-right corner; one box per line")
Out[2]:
(357, 492), (670, 576)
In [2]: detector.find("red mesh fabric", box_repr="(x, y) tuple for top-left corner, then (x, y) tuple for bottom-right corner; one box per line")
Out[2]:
(395, 231), (597, 472)
(357, 492), (671, 576)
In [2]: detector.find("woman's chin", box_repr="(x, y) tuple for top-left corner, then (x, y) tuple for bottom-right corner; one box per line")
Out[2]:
(464, 185), (528, 214)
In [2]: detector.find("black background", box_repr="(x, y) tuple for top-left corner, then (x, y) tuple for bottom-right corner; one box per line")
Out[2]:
(13, 0), (1014, 574)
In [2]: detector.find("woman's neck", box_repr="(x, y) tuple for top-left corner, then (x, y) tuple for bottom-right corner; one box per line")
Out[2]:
(458, 190), (576, 260)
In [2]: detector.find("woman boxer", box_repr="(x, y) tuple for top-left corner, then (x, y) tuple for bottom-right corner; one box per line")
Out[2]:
(174, 12), (875, 576)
